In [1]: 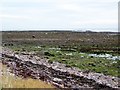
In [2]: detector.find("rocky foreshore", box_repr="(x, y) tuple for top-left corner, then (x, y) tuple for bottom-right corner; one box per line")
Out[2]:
(1, 48), (119, 89)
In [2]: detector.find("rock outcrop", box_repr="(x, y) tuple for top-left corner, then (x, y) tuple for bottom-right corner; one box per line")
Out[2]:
(1, 48), (119, 89)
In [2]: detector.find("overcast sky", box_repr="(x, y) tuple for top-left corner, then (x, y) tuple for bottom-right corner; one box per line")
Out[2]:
(0, 0), (119, 32)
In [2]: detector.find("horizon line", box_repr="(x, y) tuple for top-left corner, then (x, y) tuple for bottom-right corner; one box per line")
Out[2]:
(1, 29), (119, 32)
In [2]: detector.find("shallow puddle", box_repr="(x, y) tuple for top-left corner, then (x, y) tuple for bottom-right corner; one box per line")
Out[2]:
(88, 53), (120, 60)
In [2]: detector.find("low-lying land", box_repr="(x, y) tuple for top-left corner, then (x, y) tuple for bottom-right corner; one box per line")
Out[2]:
(1, 48), (119, 89)
(1, 31), (120, 89)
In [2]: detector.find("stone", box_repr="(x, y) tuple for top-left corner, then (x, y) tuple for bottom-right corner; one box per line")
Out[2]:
(2, 47), (119, 89)
(53, 78), (62, 82)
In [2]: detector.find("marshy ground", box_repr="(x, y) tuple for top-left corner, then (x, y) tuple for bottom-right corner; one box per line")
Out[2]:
(1, 31), (120, 89)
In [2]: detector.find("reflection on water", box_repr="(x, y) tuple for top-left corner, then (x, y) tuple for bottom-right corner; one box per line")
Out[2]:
(88, 53), (120, 60)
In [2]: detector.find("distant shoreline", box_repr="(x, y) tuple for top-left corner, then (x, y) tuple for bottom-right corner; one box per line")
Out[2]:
(1, 30), (119, 33)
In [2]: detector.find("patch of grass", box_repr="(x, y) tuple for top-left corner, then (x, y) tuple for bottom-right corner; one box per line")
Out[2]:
(0, 63), (55, 88)
(6, 45), (119, 77)
(45, 48), (119, 77)
(7, 44), (42, 52)
(0, 84), (2, 90)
